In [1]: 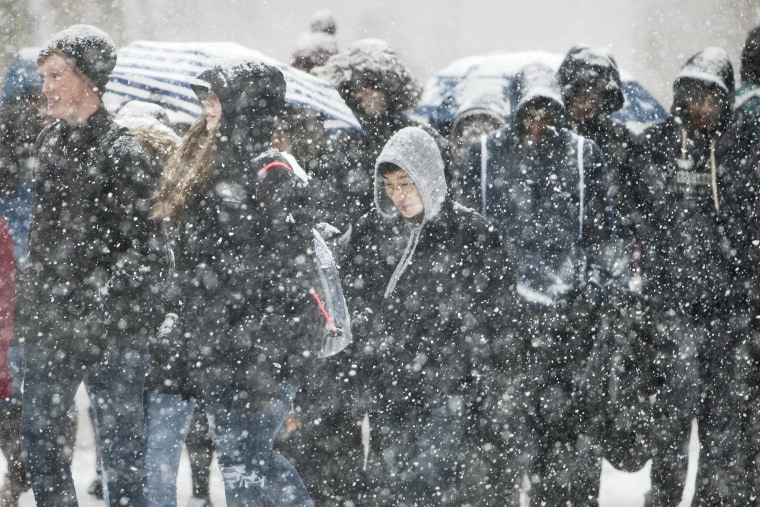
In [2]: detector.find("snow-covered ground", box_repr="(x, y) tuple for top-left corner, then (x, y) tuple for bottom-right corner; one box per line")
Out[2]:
(2, 385), (698, 506)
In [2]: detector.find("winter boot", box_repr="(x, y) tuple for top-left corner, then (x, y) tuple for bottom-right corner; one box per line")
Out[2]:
(87, 474), (104, 499)
(0, 403), (29, 507)
(187, 496), (212, 507)
(0, 461), (30, 507)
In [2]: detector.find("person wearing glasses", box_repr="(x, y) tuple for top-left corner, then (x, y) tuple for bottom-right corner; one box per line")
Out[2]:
(338, 126), (516, 505)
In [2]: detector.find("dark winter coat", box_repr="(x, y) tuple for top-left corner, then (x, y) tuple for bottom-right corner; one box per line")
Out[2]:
(634, 47), (755, 321)
(558, 46), (658, 473)
(156, 62), (324, 404)
(558, 45), (643, 245)
(341, 126), (516, 412)
(15, 106), (155, 359)
(0, 90), (46, 265)
(459, 63), (616, 308)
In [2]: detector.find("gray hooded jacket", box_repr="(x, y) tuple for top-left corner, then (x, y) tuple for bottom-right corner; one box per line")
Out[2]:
(373, 127), (446, 297)
(342, 126), (515, 402)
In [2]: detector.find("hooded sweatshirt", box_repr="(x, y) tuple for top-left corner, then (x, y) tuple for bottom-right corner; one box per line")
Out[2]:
(558, 45), (644, 264)
(635, 47), (755, 319)
(459, 63), (615, 307)
(373, 127), (447, 296)
(342, 126), (515, 405)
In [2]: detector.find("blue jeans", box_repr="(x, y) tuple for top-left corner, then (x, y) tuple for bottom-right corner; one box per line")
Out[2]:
(369, 394), (467, 505)
(0, 345), (25, 479)
(4, 345), (23, 399)
(205, 384), (313, 507)
(21, 345), (149, 507)
(144, 392), (196, 507)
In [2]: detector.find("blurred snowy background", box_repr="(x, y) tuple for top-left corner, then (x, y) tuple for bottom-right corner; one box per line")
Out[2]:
(0, 0), (750, 505)
(2, 0), (759, 105)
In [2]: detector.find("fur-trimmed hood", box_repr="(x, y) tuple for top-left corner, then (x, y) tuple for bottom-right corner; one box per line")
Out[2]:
(314, 39), (420, 119)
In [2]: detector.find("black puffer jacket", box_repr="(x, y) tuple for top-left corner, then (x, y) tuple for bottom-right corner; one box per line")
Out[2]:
(635, 47), (755, 320)
(16, 106), (155, 357)
(156, 62), (323, 405)
(341, 127), (516, 411)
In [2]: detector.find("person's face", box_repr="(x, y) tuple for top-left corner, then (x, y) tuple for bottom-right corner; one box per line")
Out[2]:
(451, 116), (503, 167)
(354, 84), (387, 117)
(382, 169), (424, 222)
(519, 104), (559, 146)
(39, 54), (96, 125)
(198, 90), (222, 132)
(682, 85), (725, 133)
(271, 127), (293, 154)
(565, 88), (602, 122)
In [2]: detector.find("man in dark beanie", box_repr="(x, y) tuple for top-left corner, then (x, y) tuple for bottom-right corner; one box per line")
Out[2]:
(17, 24), (154, 506)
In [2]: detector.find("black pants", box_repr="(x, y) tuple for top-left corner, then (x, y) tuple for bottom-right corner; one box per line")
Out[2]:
(647, 313), (749, 507)
(519, 301), (602, 507)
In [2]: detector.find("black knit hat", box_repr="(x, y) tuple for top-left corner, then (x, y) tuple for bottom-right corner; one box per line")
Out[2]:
(38, 24), (117, 92)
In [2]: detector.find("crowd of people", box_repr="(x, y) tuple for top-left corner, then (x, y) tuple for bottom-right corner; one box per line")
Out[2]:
(1, 12), (760, 507)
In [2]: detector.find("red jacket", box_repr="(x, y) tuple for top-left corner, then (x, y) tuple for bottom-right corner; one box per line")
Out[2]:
(0, 216), (16, 399)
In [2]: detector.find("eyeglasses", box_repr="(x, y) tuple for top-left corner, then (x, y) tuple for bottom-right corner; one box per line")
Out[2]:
(383, 181), (416, 195)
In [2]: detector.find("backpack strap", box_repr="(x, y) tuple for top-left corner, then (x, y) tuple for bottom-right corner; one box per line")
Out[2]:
(577, 135), (585, 239)
(480, 133), (489, 218)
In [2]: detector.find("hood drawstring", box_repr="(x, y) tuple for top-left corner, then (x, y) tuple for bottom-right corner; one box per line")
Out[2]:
(680, 128), (720, 214)
(361, 413), (371, 471)
(384, 223), (422, 298)
(709, 139), (719, 214)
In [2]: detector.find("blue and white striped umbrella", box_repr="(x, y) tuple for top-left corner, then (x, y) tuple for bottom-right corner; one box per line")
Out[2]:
(104, 40), (360, 129)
